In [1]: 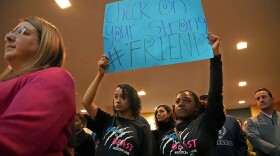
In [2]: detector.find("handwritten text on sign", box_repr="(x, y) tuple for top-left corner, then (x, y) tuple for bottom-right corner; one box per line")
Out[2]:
(103, 0), (213, 73)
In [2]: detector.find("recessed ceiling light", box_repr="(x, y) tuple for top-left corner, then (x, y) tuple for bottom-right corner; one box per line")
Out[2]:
(239, 100), (246, 104)
(55, 0), (71, 9)
(237, 42), (247, 50)
(80, 109), (87, 113)
(239, 81), (247, 87)
(138, 91), (146, 96)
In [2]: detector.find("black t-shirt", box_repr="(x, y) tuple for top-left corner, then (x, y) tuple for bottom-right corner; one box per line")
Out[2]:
(153, 120), (175, 156)
(159, 55), (225, 156)
(75, 130), (95, 156)
(87, 109), (155, 156)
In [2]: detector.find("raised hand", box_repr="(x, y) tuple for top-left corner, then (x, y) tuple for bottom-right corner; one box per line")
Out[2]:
(98, 56), (108, 75)
(208, 33), (221, 55)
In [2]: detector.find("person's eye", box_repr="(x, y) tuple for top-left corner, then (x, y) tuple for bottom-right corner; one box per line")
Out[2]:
(16, 27), (24, 34)
(121, 95), (127, 100)
(183, 98), (191, 103)
(22, 30), (29, 35)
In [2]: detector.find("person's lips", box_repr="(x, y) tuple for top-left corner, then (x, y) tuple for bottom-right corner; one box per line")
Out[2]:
(115, 105), (121, 108)
(178, 108), (185, 112)
(5, 44), (16, 50)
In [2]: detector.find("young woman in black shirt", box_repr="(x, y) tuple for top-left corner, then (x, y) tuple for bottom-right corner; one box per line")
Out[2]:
(82, 57), (155, 156)
(158, 33), (225, 156)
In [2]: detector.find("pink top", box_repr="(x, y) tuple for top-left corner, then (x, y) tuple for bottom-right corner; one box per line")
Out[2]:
(0, 67), (76, 156)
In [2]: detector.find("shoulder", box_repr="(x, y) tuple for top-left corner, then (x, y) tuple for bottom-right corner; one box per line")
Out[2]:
(225, 115), (235, 120)
(94, 108), (113, 122)
(132, 119), (149, 128)
(247, 116), (256, 123)
(248, 114), (263, 124)
(34, 67), (73, 80)
(137, 116), (150, 128)
(29, 67), (74, 86)
(222, 115), (233, 124)
(130, 120), (152, 135)
(152, 129), (159, 136)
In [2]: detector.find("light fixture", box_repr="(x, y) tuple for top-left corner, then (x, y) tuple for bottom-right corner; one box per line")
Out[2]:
(237, 42), (247, 50)
(55, 0), (71, 9)
(238, 81), (247, 87)
(138, 91), (146, 96)
(239, 100), (246, 104)
(80, 109), (87, 113)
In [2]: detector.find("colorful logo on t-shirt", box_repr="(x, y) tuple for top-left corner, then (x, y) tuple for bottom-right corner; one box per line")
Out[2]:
(160, 128), (197, 155)
(103, 126), (135, 155)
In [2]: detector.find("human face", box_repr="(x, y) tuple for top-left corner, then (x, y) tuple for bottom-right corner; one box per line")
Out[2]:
(237, 119), (242, 128)
(156, 106), (170, 122)
(255, 90), (274, 111)
(114, 87), (131, 114)
(175, 92), (197, 120)
(74, 116), (83, 131)
(243, 121), (248, 131)
(4, 22), (39, 71)
(199, 99), (207, 106)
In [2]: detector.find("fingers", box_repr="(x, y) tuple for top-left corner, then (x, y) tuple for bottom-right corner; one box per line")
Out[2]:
(208, 32), (221, 55)
(208, 32), (221, 45)
(98, 55), (109, 70)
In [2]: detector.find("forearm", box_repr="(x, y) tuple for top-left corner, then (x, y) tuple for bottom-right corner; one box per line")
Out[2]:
(206, 54), (225, 130)
(207, 55), (223, 113)
(82, 72), (104, 120)
(247, 119), (280, 155)
(248, 134), (280, 155)
(208, 54), (223, 99)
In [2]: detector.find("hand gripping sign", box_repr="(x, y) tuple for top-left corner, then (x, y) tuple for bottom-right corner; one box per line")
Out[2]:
(103, 0), (213, 73)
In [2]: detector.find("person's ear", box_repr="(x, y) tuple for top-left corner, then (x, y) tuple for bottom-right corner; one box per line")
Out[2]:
(167, 113), (171, 118)
(195, 107), (200, 115)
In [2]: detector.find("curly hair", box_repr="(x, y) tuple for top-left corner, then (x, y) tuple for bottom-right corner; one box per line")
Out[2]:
(113, 84), (141, 117)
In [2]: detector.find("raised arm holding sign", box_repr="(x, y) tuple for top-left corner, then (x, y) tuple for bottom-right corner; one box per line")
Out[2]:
(103, 0), (213, 73)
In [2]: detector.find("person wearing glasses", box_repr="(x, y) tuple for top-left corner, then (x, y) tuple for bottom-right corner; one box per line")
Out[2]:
(246, 88), (280, 156)
(0, 17), (76, 155)
(158, 33), (225, 156)
(82, 56), (156, 156)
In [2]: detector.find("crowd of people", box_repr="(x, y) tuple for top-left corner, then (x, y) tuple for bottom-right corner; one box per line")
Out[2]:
(0, 17), (279, 156)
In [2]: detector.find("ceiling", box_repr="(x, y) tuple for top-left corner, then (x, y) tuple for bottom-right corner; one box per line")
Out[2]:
(1, 0), (280, 113)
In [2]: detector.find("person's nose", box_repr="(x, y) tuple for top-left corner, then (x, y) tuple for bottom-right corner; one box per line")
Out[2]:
(178, 100), (185, 107)
(115, 97), (121, 103)
(5, 32), (16, 42)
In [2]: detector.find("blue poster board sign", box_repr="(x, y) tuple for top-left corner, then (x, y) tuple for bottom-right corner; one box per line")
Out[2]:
(103, 0), (213, 73)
